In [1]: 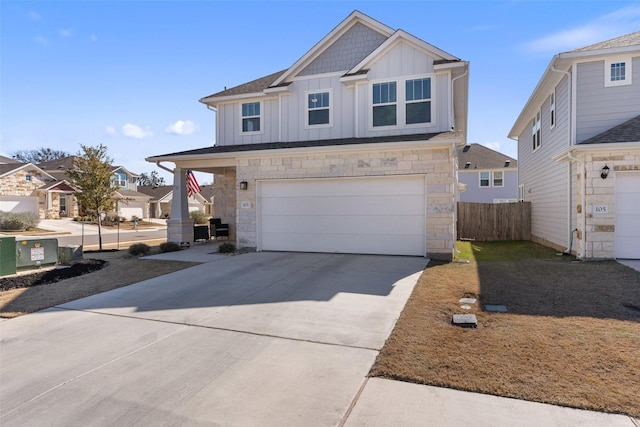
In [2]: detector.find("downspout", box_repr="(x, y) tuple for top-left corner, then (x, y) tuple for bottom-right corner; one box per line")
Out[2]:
(566, 150), (585, 259)
(450, 67), (468, 130)
(155, 162), (175, 175)
(551, 63), (575, 255)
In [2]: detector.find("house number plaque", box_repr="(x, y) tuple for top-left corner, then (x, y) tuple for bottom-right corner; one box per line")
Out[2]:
(593, 205), (609, 214)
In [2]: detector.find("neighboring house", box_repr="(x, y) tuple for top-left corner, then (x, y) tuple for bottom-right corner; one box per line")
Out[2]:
(37, 156), (152, 220)
(138, 184), (214, 218)
(147, 10), (469, 259)
(508, 30), (640, 259)
(457, 144), (517, 203)
(0, 160), (76, 219)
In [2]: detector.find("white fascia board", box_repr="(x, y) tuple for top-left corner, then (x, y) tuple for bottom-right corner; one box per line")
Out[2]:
(0, 163), (56, 180)
(434, 61), (468, 71)
(553, 141), (640, 162)
(113, 166), (140, 178)
(263, 86), (291, 95)
(559, 45), (640, 60)
(340, 73), (369, 84)
(271, 11), (394, 87)
(347, 30), (460, 75)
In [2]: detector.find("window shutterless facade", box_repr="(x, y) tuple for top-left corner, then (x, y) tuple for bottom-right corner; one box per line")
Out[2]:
(241, 102), (261, 133)
(405, 78), (431, 124)
(605, 57), (632, 87)
(550, 90), (555, 130)
(532, 111), (541, 151)
(372, 82), (397, 127)
(306, 90), (331, 127)
(493, 171), (504, 187)
(480, 171), (490, 187)
(114, 171), (127, 187)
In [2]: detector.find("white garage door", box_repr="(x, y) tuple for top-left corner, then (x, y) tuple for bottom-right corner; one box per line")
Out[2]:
(615, 172), (640, 259)
(258, 176), (426, 256)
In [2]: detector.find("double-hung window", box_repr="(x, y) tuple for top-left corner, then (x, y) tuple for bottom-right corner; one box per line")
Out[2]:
(493, 171), (504, 187)
(114, 171), (127, 188)
(242, 102), (261, 133)
(550, 91), (555, 130)
(372, 82), (397, 127)
(306, 91), (331, 126)
(605, 57), (632, 87)
(480, 171), (490, 187)
(532, 111), (541, 151)
(405, 78), (431, 124)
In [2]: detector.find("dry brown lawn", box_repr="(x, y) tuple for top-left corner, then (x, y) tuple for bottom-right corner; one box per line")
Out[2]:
(0, 249), (198, 318)
(371, 241), (640, 417)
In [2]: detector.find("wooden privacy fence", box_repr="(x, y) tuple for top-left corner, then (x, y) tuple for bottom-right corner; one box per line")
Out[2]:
(457, 202), (531, 241)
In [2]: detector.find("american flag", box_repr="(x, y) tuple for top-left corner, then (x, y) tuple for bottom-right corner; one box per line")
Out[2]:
(186, 170), (201, 197)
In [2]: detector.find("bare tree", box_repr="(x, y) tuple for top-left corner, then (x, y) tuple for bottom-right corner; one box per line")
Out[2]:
(13, 148), (69, 164)
(137, 170), (166, 187)
(66, 144), (117, 251)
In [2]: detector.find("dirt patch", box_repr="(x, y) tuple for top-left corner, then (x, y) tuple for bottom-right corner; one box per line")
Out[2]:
(0, 259), (107, 291)
(370, 241), (640, 417)
(0, 249), (199, 318)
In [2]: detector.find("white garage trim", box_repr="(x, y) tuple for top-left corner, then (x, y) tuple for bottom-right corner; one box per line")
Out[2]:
(615, 172), (640, 259)
(257, 175), (426, 256)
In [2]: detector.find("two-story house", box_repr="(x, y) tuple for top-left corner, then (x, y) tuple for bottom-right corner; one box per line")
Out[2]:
(147, 10), (469, 260)
(509, 31), (640, 259)
(457, 144), (517, 203)
(38, 156), (152, 220)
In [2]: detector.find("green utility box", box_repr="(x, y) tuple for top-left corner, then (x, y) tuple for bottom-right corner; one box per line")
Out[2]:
(16, 238), (59, 270)
(0, 236), (17, 277)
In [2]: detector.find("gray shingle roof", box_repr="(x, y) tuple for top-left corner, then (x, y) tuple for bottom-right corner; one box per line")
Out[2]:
(569, 30), (640, 52)
(457, 143), (517, 169)
(580, 114), (640, 144)
(137, 185), (173, 199)
(153, 132), (446, 158)
(200, 70), (287, 100)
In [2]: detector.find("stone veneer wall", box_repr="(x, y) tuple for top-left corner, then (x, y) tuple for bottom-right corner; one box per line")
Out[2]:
(0, 170), (49, 218)
(577, 151), (640, 259)
(234, 146), (457, 260)
(212, 168), (237, 241)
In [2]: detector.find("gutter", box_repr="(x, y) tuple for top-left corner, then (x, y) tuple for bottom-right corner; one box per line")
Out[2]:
(154, 162), (175, 175)
(565, 150), (585, 259)
(450, 65), (468, 131)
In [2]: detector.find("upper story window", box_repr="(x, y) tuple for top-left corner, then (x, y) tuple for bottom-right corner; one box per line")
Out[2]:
(549, 91), (555, 130)
(114, 171), (127, 188)
(532, 111), (541, 151)
(605, 57), (632, 87)
(25, 174), (32, 182)
(372, 82), (397, 127)
(480, 171), (490, 187)
(241, 102), (261, 133)
(306, 90), (331, 127)
(493, 171), (504, 187)
(405, 78), (431, 124)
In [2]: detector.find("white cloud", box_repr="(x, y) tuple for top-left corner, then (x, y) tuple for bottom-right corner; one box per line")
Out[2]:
(35, 35), (48, 46)
(165, 120), (197, 135)
(121, 123), (153, 139)
(105, 126), (117, 136)
(525, 5), (640, 53)
(59, 28), (72, 37)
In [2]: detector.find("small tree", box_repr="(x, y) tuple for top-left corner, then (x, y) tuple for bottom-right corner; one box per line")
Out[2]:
(137, 170), (166, 187)
(66, 144), (117, 251)
(13, 148), (69, 164)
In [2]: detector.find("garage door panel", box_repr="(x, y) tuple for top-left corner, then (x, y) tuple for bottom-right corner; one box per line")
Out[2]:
(615, 173), (640, 259)
(261, 214), (424, 236)
(259, 176), (426, 256)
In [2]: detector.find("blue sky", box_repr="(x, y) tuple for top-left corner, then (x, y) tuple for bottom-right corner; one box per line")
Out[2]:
(2, 1), (640, 184)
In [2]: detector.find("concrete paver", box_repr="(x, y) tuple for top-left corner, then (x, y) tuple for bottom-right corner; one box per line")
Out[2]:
(344, 378), (638, 427)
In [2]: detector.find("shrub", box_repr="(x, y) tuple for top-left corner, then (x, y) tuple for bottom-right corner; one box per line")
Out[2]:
(0, 211), (40, 231)
(128, 243), (151, 256)
(159, 242), (181, 253)
(190, 210), (209, 225)
(218, 242), (236, 254)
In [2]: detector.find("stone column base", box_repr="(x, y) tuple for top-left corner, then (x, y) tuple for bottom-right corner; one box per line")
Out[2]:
(167, 218), (194, 247)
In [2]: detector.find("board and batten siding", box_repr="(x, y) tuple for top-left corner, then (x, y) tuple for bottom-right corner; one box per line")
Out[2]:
(216, 97), (279, 146)
(575, 57), (640, 143)
(518, 74), (571, 250)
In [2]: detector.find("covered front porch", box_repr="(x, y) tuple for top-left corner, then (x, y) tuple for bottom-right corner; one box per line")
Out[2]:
(148, 154), (238, 247)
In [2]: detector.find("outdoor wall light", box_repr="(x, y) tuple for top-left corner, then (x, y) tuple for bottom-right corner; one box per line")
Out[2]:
(601, 165), (610, 179)
(239, 181), (248, 190)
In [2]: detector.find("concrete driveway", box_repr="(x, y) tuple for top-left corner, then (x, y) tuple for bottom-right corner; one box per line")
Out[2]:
(0, 252), (427, 426)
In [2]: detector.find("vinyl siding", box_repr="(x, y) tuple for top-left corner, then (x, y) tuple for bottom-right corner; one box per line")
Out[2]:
(518, 74), (571, 248)
(575, 56), (640, 143)
(458, 170), (518, 203)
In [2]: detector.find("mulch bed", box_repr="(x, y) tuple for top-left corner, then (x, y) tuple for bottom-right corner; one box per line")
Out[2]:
(0, 260), (107, 292)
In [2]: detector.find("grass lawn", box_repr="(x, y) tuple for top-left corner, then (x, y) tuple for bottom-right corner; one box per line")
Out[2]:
(370, 241), (640, 417)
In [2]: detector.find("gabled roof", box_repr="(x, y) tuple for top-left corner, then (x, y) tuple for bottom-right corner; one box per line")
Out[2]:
(199, 184), (215, 201)
(200, 70), (287, 101)
(37, 156), (140, 178)
(39, 181), (76, 192)
(457, 143), (517, 170)
(580, 114), (640, 145)
(0, 162), (56, 180)
(115, 189), (152, 200)
(509, 29), (640, 139)
(137, 185), (173, 201)
(0, 155), (21, 164)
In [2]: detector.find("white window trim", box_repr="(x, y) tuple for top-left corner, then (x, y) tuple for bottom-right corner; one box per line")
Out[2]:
(240, 101), (264, 135)
(368, 74), (436, 131)
(532, 110), (541, 152)
(549, 89), (556, 131)
(479, 171), (490, 188)
(493, 171), (504, 188)
(304, 89), (333, 129)
(604, 57), (632, 87)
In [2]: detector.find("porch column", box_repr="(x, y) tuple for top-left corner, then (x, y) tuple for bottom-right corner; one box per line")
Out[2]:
(167, 167), (194, 245)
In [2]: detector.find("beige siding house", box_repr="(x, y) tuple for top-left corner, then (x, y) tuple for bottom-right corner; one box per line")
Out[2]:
(147, 10), (469, 260)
